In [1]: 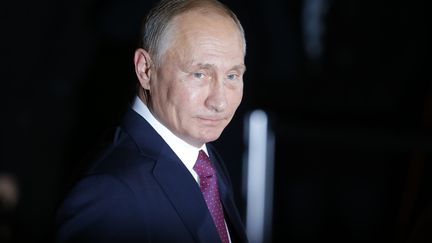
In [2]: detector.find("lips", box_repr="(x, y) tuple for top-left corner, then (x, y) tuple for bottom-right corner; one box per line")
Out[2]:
(196, 116), (227, 125)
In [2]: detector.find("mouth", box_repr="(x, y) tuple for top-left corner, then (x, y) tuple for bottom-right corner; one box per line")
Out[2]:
(196, 116), (226, 126)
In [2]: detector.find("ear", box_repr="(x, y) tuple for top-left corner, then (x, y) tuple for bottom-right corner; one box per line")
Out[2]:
(134, 48), (153, 90)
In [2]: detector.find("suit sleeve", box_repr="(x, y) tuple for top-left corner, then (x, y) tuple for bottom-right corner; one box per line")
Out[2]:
(55, 174), (149, 243)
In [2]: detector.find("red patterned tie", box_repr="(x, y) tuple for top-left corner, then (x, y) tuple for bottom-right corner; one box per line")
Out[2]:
(194, 150), (230, 243)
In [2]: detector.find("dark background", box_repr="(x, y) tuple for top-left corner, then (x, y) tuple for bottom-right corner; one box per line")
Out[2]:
(0, 0), (429, 242)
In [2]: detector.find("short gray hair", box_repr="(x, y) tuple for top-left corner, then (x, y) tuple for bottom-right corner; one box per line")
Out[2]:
(140, 0), (246, 66)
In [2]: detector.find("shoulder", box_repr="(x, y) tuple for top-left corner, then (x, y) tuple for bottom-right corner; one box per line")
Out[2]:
(56, 126), (156, 242)
(87, 127), (156, 178)
(60, 127), (158, 206)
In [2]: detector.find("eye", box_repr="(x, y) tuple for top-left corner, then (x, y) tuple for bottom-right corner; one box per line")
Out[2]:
(227, 73), (239, 81)
(193, 72), (205, 79)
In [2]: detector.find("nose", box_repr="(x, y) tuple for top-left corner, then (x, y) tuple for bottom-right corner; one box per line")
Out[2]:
(205, 79), (227, 112)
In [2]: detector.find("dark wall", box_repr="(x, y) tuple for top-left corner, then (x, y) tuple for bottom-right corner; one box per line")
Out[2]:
(0, 0), (429, 242)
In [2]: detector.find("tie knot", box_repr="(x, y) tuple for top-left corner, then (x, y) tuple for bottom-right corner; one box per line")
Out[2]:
(193, 150), (215, 178)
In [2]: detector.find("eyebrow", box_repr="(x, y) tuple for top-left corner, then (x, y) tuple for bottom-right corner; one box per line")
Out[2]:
(195, 63), (246, 72)
(196, 63), (215, 70)
(232, 64), (247, 72)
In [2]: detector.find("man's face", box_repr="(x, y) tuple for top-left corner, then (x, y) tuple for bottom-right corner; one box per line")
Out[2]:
(149, 11), (245, 147)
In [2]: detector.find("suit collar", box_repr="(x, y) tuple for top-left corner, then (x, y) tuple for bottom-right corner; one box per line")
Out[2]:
(121, 107), (163, 160)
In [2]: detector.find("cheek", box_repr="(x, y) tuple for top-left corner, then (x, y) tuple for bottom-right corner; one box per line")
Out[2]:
(187, 88), (204, 102)
(177, 85), (205, 107)
(168, 85), (203, 118)
(229, 88), (243, 110)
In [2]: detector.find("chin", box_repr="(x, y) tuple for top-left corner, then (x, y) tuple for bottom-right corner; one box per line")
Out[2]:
(201, 133), (223, 144)
(191, 128), (225, 144)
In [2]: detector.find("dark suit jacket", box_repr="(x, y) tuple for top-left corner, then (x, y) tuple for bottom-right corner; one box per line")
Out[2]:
(56, 107), (248, 243)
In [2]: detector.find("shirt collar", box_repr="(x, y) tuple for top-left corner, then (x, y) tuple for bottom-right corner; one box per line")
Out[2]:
(132, 96), (208, 180)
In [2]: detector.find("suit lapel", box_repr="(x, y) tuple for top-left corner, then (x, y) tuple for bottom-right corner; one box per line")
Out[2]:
(153, 144), (221, 243)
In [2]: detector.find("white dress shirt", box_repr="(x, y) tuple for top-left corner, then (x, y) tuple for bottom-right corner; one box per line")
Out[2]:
(132, 96), (208, 182)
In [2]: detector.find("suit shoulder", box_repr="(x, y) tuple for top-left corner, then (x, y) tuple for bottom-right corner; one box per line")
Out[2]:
(86, 128), (156, 178)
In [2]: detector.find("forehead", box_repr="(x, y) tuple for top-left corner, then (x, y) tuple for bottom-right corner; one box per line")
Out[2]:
(173, 10), (238, 33)
(166, 10), (245, 56)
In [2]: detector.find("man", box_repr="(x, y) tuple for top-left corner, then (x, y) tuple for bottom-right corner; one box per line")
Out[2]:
(56, 0), (248, 242)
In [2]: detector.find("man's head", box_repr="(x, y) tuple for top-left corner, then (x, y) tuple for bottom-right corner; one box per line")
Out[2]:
(134, 0), (246, 147)
(140, 0), (246, 67)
